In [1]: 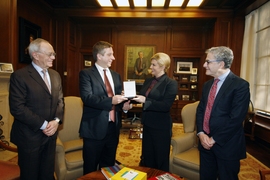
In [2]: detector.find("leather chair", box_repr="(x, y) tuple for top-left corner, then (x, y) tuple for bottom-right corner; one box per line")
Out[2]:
(55, 96), (84, 180)
(170, 101), (200, 180)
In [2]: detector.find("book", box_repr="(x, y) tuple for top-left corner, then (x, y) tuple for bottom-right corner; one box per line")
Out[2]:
(101, 163), (125, 180)
(148, 172), (181, 180)
(111, 167), (147, 180)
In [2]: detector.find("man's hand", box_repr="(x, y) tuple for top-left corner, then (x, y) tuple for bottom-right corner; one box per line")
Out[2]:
(198, 133), (215, 150)
(112, 95), (128, 105)
(43, 120), (59, 137)
(123, 100), (132, 111)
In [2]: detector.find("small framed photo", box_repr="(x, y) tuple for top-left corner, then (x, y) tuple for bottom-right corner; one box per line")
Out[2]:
(191, 85), (197, 90)
(0, 63), (13, 73)
(84, 60), (92, 66)
(180, 84), (188, 89)
(191, 68), (198, 74)
(182, 95), (190, 101)
(176, 62), (193, 74)
(181, 77), (188, 81)
(190, 75), (197, 82)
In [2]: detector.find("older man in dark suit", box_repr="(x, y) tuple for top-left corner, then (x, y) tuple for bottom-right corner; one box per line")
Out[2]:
(9, 38), (64, 180)
(196, 46), (250, 180)
(79, 41), (130, 174)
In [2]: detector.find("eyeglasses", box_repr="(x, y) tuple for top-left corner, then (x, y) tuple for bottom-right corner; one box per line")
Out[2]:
(37, 51), (56, 57)
(205, 60), (221, 65)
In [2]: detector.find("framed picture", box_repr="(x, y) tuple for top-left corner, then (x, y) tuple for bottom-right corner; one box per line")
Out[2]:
(190, 75), (197, 82)
(0, 63), (13, 73)
(181, 77), (188, 81)
(191, 68), (198, 74)
(182, 95), (190, 101)
(176, 62), (193, 74)
(191, 85), (197, 90)
(124, 45), (156, 83)
(19, 17), (41, 64)
(180, 84), (188, 89)
(83, 54), (94, 67)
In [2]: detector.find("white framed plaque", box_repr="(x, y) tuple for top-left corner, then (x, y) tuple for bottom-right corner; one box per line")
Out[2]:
(123, 81), (136, 99)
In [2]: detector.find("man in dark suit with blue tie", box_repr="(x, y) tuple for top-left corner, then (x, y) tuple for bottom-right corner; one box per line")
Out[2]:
(79, 41), (130, 174)
(9, 38), (64, 180)
(196, 46), (250, 180)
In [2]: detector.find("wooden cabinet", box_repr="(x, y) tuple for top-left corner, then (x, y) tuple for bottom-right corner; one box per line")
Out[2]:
(171, 58), (200, 123)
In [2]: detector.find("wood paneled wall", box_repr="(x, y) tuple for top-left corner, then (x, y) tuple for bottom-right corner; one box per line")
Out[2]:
(1, 0), (248, 97)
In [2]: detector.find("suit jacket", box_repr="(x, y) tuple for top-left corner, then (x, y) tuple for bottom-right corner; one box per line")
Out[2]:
(9, 64), (64, 148)
(139, 74), (178, 130)
(79, 65), (123, 140)
(196, 71), (250, 160)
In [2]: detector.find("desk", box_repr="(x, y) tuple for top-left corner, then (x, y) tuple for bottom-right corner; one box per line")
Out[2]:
(77, 166), (168, 180)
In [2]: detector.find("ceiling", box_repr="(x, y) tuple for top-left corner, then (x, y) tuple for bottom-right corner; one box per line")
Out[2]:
(41, 0), (257, 11)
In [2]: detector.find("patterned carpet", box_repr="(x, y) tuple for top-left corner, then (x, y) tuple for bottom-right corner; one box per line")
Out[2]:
(116, 123), (270, 180)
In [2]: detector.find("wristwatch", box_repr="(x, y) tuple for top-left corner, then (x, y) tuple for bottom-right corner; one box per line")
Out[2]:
(54, 117), (61, 124)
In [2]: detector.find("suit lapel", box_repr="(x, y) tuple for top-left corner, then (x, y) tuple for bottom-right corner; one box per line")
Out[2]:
(213, 72), (235, 107)
(92, 66), (107, 93)
(28, 65), (50, 94)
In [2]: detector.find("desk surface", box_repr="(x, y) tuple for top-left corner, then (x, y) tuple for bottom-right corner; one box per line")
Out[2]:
(77, 166), (168, 180)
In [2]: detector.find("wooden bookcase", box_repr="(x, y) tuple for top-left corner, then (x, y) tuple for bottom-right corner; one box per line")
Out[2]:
(171, 57), (200, 123)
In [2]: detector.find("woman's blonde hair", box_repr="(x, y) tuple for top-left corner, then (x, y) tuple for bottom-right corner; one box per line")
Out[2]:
(151, 52), (171, 72)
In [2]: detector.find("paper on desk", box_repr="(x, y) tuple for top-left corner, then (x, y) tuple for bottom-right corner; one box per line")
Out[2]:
(123, 81), (136, 98)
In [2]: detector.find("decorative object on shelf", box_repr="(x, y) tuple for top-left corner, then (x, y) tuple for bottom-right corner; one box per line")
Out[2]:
(84, 60), (92, 66)
(181, 77), (188, 81)
(180, 84), (188, 89)
(176, 62), (193, 74)
(182, 95), (190, 101)
(124, 45), (156, 83)
(191, 85), (197, 90)
(83, 54), (94, 67)
(191, 68), (198, 74)
(0, 63), (13, 73)
(19, 17), (41, 64)
(190, 75), (197, 82)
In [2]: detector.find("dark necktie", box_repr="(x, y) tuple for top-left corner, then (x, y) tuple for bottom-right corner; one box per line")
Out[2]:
(103, 69), (115, 122)
(42, 69), (51, 93)
(145, 78), (158, 97)
(203, 79), (220, 134)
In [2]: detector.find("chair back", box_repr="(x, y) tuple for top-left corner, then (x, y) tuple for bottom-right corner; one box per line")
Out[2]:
(181, 101), (199, 133)
(58, 96), (83, 142)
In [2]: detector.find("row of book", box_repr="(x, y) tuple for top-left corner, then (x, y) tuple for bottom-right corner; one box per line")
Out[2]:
(101, 163), (181, 180)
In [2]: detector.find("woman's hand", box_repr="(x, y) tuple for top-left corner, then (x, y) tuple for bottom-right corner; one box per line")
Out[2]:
(132, 95), (146, 103)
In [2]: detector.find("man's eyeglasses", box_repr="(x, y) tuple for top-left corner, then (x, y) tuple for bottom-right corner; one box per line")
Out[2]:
(38, 51), (56, 57)
(205, 60), (221, 64)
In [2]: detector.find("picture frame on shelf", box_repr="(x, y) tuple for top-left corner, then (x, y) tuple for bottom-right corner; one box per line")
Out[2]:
(176, 62), (193, 74)
(83, 54), (94, 67)
(181, 77), (188, 81)
(191, 68), (198, 74)
(182, 95), (190, 101)
(191, 85), (197, 90)
(180, 84), (188, 89)
(0, 63), (13, 73)
(190, 75), (197, 82)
